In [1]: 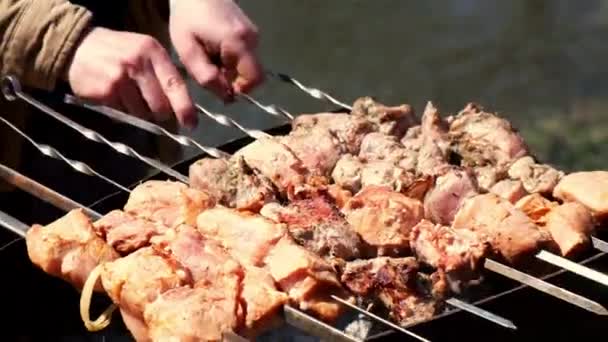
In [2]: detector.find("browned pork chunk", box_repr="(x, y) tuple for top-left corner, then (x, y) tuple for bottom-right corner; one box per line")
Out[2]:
(25, 209), (119, 291)
(189, 157), (275, 212)
(452, 193), (549, 264)
(449, 103), (528, 172)
(508, 156), (564, 195)
(332, 154), (364, 193)
(124, 180), (215, 227)
(410, 220), (488, 293)
(358, 132), (406, 163)
(490, 179), (528, 204)
(280, 128), (344, 179)
(553, 171), (608, 220)
(423, 168), (479, 225)
(343, 186), (424, 256)
(260, 194), (363, 261)
(516, 194), (595, 257)
(233, 137), (309, 195)
(341, 257), (447, 326)
(351, 97), (417, 138)
(292, 112), (373, 154)
(93, 210), (168, 255)
(416, 102), (452, 176)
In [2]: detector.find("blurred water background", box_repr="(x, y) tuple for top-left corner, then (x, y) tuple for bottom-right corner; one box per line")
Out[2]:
(187, 0), (608, 171)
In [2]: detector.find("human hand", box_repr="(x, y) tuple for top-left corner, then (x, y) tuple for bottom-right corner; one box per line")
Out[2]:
(65, 27), (198, 128)
(169, 0), (264, 101)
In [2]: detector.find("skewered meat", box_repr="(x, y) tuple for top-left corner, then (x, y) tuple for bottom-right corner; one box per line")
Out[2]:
(326, 184), (353, 209)
(416, 102), (452, 176)
(279, 128), (344, 179)
(489, 179), (528, 204)
(361, 160), (416, 192)
(196, 206), (346, 322)
(292, 112), (373, 154)
(359, 132), (406, 163)
(124, 180), (215, 227)
(26, 209), (119, 291)
(343, 186), (424, 256)
(453, 193), (550, 264)
(508, 156), (564, 194)
(233, 137), (309, 195)
(410, 220), (487, 293)
(473, 165), (501, 191)
(351, 97), (417, 138)
(553, 171), (608, 220)
(259, 193), (363, 261)
(449, 103), (528, 171)
(423, 168), (479, 225)
(516, 194), (595, 257)
(189, 157), (275, 212)
(341, 257), (447, 326)
(332, 154), (363, 193)
(93, 210), (168, 255)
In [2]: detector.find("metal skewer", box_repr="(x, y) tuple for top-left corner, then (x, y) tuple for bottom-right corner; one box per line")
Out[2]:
(267, 71), (353, 110)
(535, 250), (608, 287)
(63, 94), (229, 159)
(1, 75), (188, 184)
(194, 103), (271, 140)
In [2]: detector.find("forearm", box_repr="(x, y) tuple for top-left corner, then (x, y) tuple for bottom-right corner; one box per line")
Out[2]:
(0, 0), (92, 90)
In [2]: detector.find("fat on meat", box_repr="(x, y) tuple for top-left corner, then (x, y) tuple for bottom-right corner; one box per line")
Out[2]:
(25, 209), (119, 291)
(343, 186), (424, 256)
(553, 171), (608, 220)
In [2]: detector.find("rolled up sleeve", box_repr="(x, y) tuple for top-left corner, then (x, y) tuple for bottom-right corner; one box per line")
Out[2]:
(0, 0), (92, 90)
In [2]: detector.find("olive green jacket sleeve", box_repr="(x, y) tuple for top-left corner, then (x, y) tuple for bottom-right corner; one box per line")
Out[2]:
(0, 0), (93, 91)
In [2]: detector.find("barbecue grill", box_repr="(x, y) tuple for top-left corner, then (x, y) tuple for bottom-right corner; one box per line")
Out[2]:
(0, 73), (607, 342)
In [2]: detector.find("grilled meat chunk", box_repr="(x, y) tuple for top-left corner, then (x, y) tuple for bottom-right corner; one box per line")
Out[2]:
(553, 171), (608, 220)
(416, 102), (452, 176)
(124, 180), (215, 227)
(490, 179), (528, 204)
(359, 132), (406, 163)
(196, 206), (285, 266)
(25, 209), (119, 291)
(423, 168), (479, 225)
(410, 219), (487, 293)
(449, 103), (528, 172)
(473, 165), (501, 191)
(260, 194), (363, 261)
(516, 195), (595, 257)
(292, 112), (373, 154)
(196, 206), (346, 322)
(280, 128), (343, 179)
(341, 257), (447, 326)
(508, 156), (564, 195)
(453, 193), (549, 264)
(93, 210), (167, 255)
(332, 154), (363, 193)
(233, 137), (309, 195)
(361, 161), (417, 192)
(189, 157), (275, 212)
(351, 97), (417, 138)
(343, 186), (424, 256)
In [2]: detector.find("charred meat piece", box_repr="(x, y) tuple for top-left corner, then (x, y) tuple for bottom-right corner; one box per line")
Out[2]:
(189, 157), (275, 212)
(508, 156), (564, 195)
(259, 194), (363, 261)
(292, 112), (373, 154)
(449, 103), (528, 172)
(553, 171), (608, 220)
(233, 137), (308, 195)
(359, 132), (406, 163)
(279, 128), (344, 179)
(93, 210), (168, 255)
(453, 193), (550, 264)
(423, 168), (479, 226)
(351, 97), (417, 138)
(410, 220), (487, 293)
(516, 194), (595, 257)
(341, 257), (447, 326)
(196, 206), (285, 266)
(124, 180), (215, 227)
(343, 186), (424, 256)
(25, 209), (119, 291)
(490, 179), (528, 204)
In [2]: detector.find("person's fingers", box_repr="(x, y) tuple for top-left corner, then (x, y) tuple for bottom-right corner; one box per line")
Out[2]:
(148, 48), (198, 128)
(118, 82), (150, 120)
(221, 41), (264, 94)
(131, 60), (172, 122)
(173, 34), (232, 101)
